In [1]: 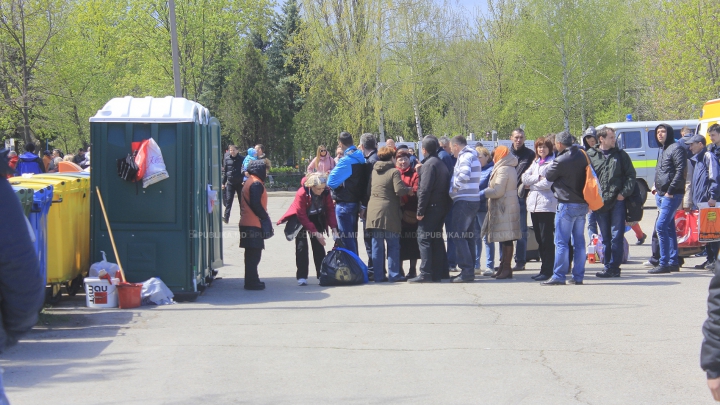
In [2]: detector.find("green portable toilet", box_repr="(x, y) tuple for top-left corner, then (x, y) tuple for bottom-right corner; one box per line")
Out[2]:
(89, 96), (223, 301)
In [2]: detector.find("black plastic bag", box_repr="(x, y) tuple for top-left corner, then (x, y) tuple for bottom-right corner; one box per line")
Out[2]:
(117, 152), (139, 182)
(319, 241), (369, 286)
(625, 182), (644, 223)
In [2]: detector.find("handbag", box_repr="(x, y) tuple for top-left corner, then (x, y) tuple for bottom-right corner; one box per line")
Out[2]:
(517, 183), (529, 199)
(260, 217), (274, 240)
(698, 203), (720, 243)
(402, 209), (418, 225)
(580, 150), (604, 211)
(283, 215), (303, 241)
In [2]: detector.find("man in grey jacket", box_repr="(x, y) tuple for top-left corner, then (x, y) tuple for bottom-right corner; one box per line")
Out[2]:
(449, 136), (482, 283)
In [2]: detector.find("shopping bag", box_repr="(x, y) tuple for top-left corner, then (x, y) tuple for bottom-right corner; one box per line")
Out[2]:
(595, 233), (630, 264)
(89, 251), (121, 278)
(138, 138), (169, 188)
(698, 203), (720, 243)
(319, 241), (368, 286)
(676, 209), (702, 248)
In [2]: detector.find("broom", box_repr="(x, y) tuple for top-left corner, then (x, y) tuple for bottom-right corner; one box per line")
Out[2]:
(95, 187), (127, 282)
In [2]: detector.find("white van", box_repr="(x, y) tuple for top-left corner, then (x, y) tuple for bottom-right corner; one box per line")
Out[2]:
(596, 120), (698, 204)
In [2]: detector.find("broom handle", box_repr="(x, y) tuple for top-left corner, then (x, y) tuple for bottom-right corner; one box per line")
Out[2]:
(95, 187), (127, 282)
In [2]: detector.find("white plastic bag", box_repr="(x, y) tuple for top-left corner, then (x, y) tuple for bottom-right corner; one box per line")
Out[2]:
(88, 251), (120, 278)
(141, 277), (174, 305)
(142, 138), (169, 188)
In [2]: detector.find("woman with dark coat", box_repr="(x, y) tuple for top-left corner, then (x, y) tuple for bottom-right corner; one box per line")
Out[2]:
(395, 148), (420, 278)
(239, 160), (272, 290)
(365, 146), (413, 282)
(277, 173), (338, 286)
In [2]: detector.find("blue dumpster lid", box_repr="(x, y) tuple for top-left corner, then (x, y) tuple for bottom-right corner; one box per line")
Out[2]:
(90, 96), (210, 124)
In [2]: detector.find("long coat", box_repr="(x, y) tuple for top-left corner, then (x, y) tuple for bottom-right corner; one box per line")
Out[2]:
(482, 154), (522, 243)
(366, 161), (411, 235)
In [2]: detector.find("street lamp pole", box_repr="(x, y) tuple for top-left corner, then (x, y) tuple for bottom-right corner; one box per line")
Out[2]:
(168, 0), (182, 98)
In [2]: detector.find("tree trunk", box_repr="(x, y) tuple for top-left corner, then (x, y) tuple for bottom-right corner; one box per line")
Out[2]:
(560, 41), (570, 133)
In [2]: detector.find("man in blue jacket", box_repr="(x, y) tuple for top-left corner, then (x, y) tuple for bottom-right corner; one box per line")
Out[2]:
(15, 143), (45, 175)
(328, 132), (368, 255)
(686, 135), (720, 270)
(0, 149), (46, 403)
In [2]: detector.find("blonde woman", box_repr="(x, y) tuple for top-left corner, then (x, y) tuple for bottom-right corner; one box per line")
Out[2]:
(307, 145), (336, 174)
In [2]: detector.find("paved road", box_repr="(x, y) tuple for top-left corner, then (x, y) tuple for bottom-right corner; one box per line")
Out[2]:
(2, 195), (715, 404)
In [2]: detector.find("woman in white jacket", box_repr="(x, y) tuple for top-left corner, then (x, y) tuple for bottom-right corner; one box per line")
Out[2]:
(521, 137), (558, 281)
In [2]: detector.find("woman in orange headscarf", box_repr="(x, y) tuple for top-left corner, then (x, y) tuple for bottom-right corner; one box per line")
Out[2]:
(480, 146), (522, 279)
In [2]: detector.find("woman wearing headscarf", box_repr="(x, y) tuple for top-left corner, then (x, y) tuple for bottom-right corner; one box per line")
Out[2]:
(306, 145), (335, 174)
(366, 146), (413, 282)
(481, 145), (521, 280)
(395, 148), (420, 278)
(239, 160), (273, 290)
(474, 146), (495, 276)
(521, 137), (558, 281)
(277, 173), (338, 286)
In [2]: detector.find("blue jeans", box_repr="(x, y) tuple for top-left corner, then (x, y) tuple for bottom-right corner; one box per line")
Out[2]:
(587, 211), (598, 240)
(475, 211), (494, 269)
(516, 198), (528, 264)
(451, 200), (480, 279)
(445, 205), (456, 267)
(552, 203), (588, 282)
(655, 194), (683, 266)
(371, 229), (400, 281)
(596, 200), (625, 271)
(335, 202), (359, 254)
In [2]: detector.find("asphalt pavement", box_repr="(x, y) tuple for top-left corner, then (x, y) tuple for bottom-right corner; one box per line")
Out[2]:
(2, 194), (716, 405)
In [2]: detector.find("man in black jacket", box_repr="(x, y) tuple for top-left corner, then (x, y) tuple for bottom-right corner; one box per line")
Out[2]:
(649, 124), (687, 274)
(359, 133), (378, 279)
(508, 128), (535, 271)
(409, 135), (451, 283)
(0, 149), (46, 401)
(542, 131), (588, 285)
(222, 145), (245, 224)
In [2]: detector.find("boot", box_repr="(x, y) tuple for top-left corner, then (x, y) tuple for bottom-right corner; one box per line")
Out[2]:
(496, 244), (514, 280)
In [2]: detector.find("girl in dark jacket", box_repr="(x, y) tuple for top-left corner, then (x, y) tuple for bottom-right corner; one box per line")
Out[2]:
(395, 148), (420, 278)
(277, 173), (339, 286)
(239, 160), (272, 290)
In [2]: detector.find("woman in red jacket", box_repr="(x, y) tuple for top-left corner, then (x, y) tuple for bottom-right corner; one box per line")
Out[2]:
(278, 173), (338, 286)
(396, 148), (420, 278)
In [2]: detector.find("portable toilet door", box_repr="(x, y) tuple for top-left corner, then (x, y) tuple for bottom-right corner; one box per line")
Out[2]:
(207, 117), (223, 271)
(192, 119), (209, 290)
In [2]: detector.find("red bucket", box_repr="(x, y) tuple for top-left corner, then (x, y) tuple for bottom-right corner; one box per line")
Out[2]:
(117, 283), (142, 309)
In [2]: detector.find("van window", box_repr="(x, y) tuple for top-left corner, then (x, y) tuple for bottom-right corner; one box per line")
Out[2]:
(618, 131), (642, 149)
(648, 128), (690, 148)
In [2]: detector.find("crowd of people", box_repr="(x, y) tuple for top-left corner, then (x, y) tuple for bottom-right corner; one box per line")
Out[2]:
(4, 144), (90, 178)
(221, 124), (720, 290)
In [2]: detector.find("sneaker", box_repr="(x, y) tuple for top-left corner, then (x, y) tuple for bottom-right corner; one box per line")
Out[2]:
(297, 278), (307, 286)
(696, 261), (710, 269)
(449, 266), (460, 273)
(706, 261), (717, 270)
(474, 267), (483, 275)
(568, 279), (584, 285)
(643, 260), (656, 268)
(596, 269), (620, 278)
(648, 265), (672, 274)
(482, 269), (494, 277)
(636, 233), (647, 245)
(512, 263), (526, 271)
(451, 275), (474, 283)
(222, 217), (229, 224)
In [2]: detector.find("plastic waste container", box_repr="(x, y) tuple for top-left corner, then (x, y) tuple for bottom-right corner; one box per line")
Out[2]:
(9, 176), (84, 300)
(32, 174), (91, 284)
(13, 183), (53, 289)
(12, 186), (33, 218)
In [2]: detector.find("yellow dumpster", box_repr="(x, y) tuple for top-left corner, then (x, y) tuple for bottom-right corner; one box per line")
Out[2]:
(31, 174), (91, 286)
(9, 176), (85, 300)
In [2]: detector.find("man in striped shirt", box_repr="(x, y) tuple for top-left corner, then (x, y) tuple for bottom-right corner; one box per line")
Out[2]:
(449, 135), (482, 283)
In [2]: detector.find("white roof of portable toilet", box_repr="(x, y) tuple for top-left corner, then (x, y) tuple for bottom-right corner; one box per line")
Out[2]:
(89, 96), (209, 124)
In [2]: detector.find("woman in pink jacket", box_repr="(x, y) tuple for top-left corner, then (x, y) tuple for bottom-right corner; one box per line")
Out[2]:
(306, 145), (336, 174)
